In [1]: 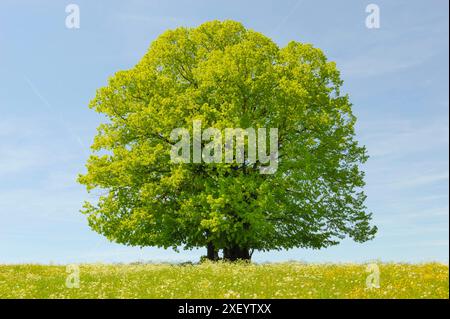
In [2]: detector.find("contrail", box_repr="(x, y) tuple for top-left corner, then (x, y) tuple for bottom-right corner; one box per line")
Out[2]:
(271, 0), (303, 36)
(24, 75), (87, 153)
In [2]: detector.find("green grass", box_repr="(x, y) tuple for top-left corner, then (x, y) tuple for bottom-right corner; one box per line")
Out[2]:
(0, 262), (448, 299)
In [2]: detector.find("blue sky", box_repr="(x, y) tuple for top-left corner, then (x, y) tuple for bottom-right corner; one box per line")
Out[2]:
(0, 0), (448, 264)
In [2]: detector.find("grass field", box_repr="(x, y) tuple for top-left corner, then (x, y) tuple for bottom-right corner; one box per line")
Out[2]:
(0, 262), (448, 299)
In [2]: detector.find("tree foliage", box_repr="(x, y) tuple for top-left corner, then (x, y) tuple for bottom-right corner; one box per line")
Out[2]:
(78, 20), (377, 260)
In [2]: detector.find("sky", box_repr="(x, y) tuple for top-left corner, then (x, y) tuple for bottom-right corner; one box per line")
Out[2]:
(0, 0), (448, 264)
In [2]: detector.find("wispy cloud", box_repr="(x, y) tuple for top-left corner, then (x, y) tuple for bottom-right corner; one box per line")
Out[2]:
(388, 171), (449, 189)
(359, 117), (449, 158)
(392, 239), (449, 248)
(375, 206), (449, 226)
(338, 7), (447, 79)
(340, 48), (435, 78)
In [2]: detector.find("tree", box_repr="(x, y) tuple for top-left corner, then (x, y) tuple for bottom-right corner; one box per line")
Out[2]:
(78, 20), (377, 261)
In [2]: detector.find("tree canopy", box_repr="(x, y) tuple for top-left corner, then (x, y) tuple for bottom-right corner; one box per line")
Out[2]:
(78, 20), (377, 261)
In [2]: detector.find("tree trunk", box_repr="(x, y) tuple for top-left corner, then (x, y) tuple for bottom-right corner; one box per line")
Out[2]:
(206, 242), (219, 261)
(223, 245), (251, 262)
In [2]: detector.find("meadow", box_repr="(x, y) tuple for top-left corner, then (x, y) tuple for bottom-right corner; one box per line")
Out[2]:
(0, 262), (448, 299)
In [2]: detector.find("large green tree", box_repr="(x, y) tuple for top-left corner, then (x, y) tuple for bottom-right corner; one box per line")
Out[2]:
(78, 20), (376, 261)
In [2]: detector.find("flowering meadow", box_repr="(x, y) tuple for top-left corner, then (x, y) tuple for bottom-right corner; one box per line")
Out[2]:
(0, 262), (447, 299)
